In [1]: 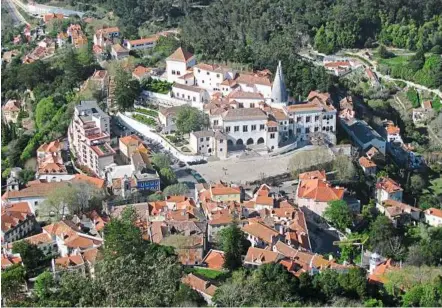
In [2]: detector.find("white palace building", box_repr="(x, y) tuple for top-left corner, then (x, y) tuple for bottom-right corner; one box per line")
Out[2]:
(161, 47), (337, 157)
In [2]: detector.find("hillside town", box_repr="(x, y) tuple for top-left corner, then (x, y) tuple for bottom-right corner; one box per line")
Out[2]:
(1, 0), (442, 306)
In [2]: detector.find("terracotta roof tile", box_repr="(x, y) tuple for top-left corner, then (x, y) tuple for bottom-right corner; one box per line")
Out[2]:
(167, 47), (194, 62)
(202, 249), (225, 270)
(182, 273), (218, 297)
(426, 208), (442, 219)
(244, 247), (282, 264)
(376, 177), (403, 193)
(241, 222), (279, 244)
(359, 156), (377, 168)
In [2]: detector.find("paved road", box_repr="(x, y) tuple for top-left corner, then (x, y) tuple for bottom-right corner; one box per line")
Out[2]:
(3, 0), (27, 25)
(344, 51), (442, 99)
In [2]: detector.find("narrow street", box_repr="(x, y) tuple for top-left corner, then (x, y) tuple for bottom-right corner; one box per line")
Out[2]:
(2, 0), (28, 25)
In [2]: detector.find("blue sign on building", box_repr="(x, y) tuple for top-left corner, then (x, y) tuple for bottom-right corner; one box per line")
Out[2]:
(137, 179), (160, 191)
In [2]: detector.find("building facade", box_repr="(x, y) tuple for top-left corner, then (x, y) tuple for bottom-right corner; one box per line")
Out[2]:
(68, 101), (114, 178)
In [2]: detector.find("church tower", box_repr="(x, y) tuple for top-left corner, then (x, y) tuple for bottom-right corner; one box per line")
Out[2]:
(271, 61), (288, 104)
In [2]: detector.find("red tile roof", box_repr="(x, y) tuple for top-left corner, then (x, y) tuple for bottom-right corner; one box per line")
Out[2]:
(202, 249), (225, 270)
(1, 253), (22, 269)
(368, 259), (397, 284)
(376, 177), (403, 193)
(244, 247), (282, 264)
(359, 156), (377, 168)
(241, 221), (279, 244)
(55, 254), (84, 268)
(297, 178), (344, 202)
(182, 273), (218, 297)
(425, 208), (442, 219)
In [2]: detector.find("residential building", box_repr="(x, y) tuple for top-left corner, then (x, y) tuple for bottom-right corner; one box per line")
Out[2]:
(189, 130), (227, 159)
(52, 254), (86, 277)
(201, 249), (225, 271)
(424, 208), (442, 227)
(83, 70), (110, 94)
(193, 63), (236, 92)
(244, 246), (284, 267)
(378, 199), (421, 227)
(1, 252), (22, 270)
(340, 118), (386, 155)
(242, 221), (281, 248)
(43, 13), (64, 23)
(384, 121), (403, 144)
(295, 170), (345, 217)
(172, 83), (210, 108)
(111, 44), (130, 60)
(1, 202), (40, 243)
(93, 27), (120, 48)
(36, 140), (72, 182)
(368, 256), (398, 286)
(166, 47), (196, 83)
(126, 36), (158, 50)
(375, 177), (403, 205)
(324, 61), (352, 76)
(2, 100), (21, 123)
(68, 101), (114, 178)
(209, 182), (241, 202)
(358, 156), (377, 176)
(182, 273), (217, 305)
(57, 32), (68, 47)
(107, 135), (160, 197)
(158, 106), (180, 133)
(132, 65), (153, 81)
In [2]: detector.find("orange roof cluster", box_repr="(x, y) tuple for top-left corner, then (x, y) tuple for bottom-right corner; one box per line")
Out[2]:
(55, 254), (84, 268)
(210, 182), (241, 196)
(1, 253), (22, 269)
(244, 247), (282, 264)
(297, 171), (344, 202)
(386, 124), (400, 135)
(37, 140), (62, 153)
(132, 65), (152, 78)
(44, 13), (64, 23)
(128, 35), (159, 46)
(242, 221), (279, 244)
(1, 202), (33, 232)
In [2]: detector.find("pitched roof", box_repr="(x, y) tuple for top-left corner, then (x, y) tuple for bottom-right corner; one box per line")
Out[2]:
(244, 247), (282, 264)
(37, 140), (62, 153)
(182, 273), (218, 297)
(173, 83), (205, 93)
(1, 202), (33, 232)
(297, 179), (344, 202)
(132, 65), (152, 78)
(241, 222), (279, 244)
(55, 254), (84, 268)
(112, 44), (128, 53)
(128, 36), (158, 45)
(1, 253), (22, 269)
(167, 47), (194, 62)
(72, 174), (105, 189)
(3, 181), (68, 200)
(359, 156), (377, 168)
(2, 100), (21, 112)
(425, 207), (442, 218)
(22, 232), (53, 245)
(368, 259), (397, 284)
(227, 90), (263, 100)
(210, 184), (241, 196)
(298, 170), (326, 181)
(222, 108), (267, 121)
(376, 177), (403, 193)
(119, 134), (143, 146)
(202, 249), (225, 270)
(236, 72), (272, 86)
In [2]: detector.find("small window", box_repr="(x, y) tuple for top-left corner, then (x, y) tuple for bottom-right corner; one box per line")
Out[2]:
(206, 137), (210, 141)
(234, 126), (239, 132)
(172, 70), (176, 75)
(206, 72), (210, 75)
(216, 74), (220, 78)
(198, 69), (201, 73)
(260, 124), (265, 130)
(226, 126), (231, 132)
(251, 125), (256, 131)
(193, 97), (196, 102)
(270, 133), (275, 139)
(214, 120), (219, 126)
(220, 139), (224, 143)
(306, 127), (310, 133)
(200, 138), (203, 142)
(250, 103), (255, 108)
(177, 71), (181, 75)
(243, 125), (248, 132)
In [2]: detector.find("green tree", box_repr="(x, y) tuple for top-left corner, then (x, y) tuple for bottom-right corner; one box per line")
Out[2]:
(18, 168), (35, 186)
(12, 241), (48, 276)
(163, 183), (189, 196)
(324, 200), (353, 231)
(114, 67), (141, 111)
(218, 223), (250, 271)
(159, 167), (177, 185)
(377, 45), (394, 59)
(151, 152), (172, 170)
(1, 264), (26, 305)
(34, 271), (55, 300)
(175, 106), (208, 134)
(369, 216), (405, 259)
(332, 155), (357, 181)
(103, 206), (144, 258)
(35, 97), (57, 130)
(173, 283), (205, 307)
(409, 173), (426, 193)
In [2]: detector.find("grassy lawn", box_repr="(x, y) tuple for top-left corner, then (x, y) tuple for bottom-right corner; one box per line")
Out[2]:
(134, 108), (158, 118)
(191, 267), (224, 280)
(378, 55), (411, 69)
(132, 114), (156, 126)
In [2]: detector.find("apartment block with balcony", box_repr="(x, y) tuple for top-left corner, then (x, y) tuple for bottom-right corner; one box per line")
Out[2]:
(68, 101), (114, 178)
